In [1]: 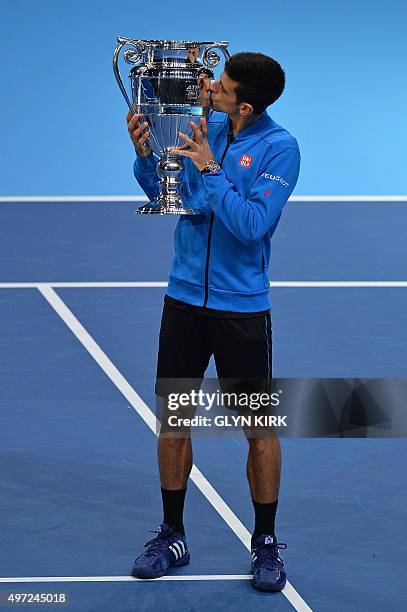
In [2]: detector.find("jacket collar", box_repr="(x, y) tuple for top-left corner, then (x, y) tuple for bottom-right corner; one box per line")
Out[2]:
(228, 112), (273, 140)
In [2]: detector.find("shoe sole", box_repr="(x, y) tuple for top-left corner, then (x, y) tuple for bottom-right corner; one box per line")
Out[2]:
(132, 553), (190, 579)
(251, 563), (286, 592)
(252, 578), (287, 592)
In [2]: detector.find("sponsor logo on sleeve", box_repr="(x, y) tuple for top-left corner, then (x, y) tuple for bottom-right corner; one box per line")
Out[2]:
(240, 154), (253, 168)
(262, 173), (289, 187)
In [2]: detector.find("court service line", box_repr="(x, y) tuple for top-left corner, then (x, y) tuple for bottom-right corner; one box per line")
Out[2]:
(1, 195), (407, 203)
(0, 574), (252, 583)
(1, 281), (407, 289)
(37, 284), (312, 612)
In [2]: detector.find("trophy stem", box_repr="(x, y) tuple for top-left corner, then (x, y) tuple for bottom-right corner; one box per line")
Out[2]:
(136, 155), (196, 215)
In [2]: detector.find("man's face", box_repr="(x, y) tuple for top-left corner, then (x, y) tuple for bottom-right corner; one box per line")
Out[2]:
(209, 71), (242, 115)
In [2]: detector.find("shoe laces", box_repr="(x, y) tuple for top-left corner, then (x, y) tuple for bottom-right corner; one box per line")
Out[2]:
(143, 525), (174, 555)
(254, 541), (287, 568)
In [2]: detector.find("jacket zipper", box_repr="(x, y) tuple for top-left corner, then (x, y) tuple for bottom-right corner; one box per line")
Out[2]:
(203, 128), (234, 307)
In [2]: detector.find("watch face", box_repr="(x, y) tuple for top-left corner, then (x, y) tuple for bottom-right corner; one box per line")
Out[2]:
(201, 160), (220, 174)
(208, 161), (220, 172)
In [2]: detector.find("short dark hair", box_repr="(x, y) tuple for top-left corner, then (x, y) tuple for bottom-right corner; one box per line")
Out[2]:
(224, 52), (285, 114)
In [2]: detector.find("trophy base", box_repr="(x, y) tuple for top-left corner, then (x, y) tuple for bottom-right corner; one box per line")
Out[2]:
(136, 199), (197, 215)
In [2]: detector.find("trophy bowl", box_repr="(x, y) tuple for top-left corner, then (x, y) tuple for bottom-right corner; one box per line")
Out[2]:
(113, 38), (230, 214)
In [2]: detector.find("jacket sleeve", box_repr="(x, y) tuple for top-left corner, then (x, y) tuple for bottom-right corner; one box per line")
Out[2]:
(180, 157), (212, 214)
(201, 148), (301, 244)
(133, 153), (160, 201)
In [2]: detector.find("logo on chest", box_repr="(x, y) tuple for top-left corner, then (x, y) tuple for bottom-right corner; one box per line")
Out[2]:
(239, 154), (253, 168)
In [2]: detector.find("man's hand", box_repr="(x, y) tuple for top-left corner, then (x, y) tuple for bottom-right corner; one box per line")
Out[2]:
(171, 118), (214, 171)
(126, 111), (152, 157)
(198, 76), (211, 115)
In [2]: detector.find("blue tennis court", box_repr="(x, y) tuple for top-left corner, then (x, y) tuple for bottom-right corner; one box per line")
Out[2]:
(0, 198), (406, 611)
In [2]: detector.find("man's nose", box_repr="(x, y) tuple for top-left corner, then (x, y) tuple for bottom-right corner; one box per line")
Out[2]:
(210, 80), (219, 93)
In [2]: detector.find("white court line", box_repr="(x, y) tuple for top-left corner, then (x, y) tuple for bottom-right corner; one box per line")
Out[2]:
(37, 284), (312, 612)
(0, 574), (252, 583)
(0, 195), (407, 203)
(1, 281), (407, 289)
(0, 196), (147, 203)
(271, 281), (407, 288)
(0, 282), (168, 289)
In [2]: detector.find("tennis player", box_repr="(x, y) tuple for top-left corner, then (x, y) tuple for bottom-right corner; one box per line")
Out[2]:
(126, 52), (300, 592)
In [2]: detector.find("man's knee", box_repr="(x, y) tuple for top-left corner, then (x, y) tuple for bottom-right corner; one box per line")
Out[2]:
(244, 425), (279, 444)
(158, 421), (192, 439)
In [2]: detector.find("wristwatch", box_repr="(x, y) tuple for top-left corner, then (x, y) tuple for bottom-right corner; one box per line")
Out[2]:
(200, 159), (221, 174)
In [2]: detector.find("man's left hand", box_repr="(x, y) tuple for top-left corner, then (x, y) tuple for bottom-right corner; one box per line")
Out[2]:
(171, 118), (214, 172)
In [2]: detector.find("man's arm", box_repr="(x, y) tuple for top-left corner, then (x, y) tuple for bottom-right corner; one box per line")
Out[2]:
(133, 154), (160, 202)
(202, 148), (300, 244)
(172, 118), (300, 241)
(126, 112), (160, 201)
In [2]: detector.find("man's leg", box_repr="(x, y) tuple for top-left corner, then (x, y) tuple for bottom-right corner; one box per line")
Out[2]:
(155, 302), (212, 533)
(132, 302), (211, 578)
(212, 312), (280, 539)
(158, 434), (193, 490)
(245, 432), (281, 541)
(244, 428), (286, 592)
(157, 429), (193, 533)
(212, 312), (286, 591)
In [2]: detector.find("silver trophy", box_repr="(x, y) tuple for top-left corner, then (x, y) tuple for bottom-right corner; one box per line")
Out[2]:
(113, 38), (230, 214)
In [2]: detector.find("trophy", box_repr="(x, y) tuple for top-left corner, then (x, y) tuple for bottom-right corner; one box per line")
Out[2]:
(113, 38), (230, 214)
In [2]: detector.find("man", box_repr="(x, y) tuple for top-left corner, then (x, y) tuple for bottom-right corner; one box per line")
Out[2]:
(126, 52), (300, 592)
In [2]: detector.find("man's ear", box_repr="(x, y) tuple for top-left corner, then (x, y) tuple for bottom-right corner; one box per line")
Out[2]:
(239, 102), (254, 116)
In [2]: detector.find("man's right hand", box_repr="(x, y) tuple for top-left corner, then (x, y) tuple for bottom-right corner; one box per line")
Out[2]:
(126, 112), (152, 157)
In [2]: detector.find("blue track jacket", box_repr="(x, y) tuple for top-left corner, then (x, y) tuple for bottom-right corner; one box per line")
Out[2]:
(133, 110), (300, 312)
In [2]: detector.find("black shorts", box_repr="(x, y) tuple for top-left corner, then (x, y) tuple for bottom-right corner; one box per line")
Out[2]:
(155, 298), (272, 397)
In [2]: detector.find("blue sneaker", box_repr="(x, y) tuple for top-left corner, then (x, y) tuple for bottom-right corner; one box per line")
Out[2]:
(251, 534), (287, 591)
(132, 523), (190, 579)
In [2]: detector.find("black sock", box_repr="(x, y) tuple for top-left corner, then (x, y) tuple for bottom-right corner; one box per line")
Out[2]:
(251, 498), (278, 546)
(161, 487), (187, 534)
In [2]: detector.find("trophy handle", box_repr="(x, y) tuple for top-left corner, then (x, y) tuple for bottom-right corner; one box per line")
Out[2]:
(113, 36), (144, 111)
(201, 42), (230, 67)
